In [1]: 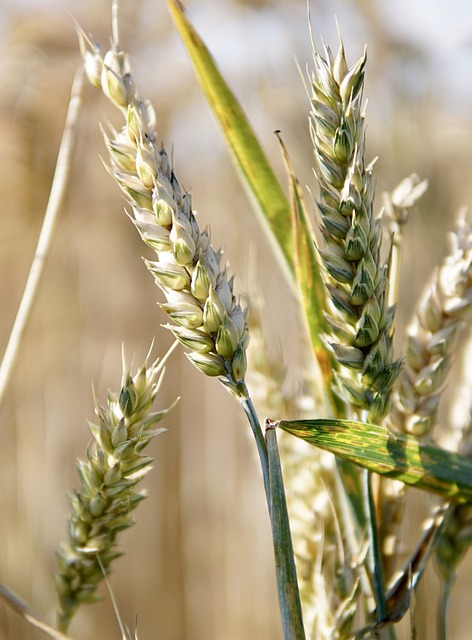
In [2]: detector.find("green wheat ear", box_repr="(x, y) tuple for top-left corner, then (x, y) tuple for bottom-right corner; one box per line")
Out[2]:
(55, 348), (176, 632)
(310, 37), (401, 422)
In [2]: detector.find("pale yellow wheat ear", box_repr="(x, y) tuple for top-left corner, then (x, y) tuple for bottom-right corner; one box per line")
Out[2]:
(382, 173), (428, 309)
(77, 21), (249, 397)
(55, 347), (177, 632)
(376, 174), (428, 573)
(379, 212), (472, 577)
(391, 212), (472, 438)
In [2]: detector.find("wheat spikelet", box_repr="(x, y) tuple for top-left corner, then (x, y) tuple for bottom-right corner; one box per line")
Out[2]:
(382, 174), (429, 236)
(78, 29), (248, 395)
(55, 350), (175, 631)
(310, 37), (401, 423)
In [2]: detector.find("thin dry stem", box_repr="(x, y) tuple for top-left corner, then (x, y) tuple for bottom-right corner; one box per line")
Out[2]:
(0, 583), (76, 640)
(0, 67), (84, 412)
(310, 37), (401, 423)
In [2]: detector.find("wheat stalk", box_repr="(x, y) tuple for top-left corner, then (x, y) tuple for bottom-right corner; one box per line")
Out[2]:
(55, 348), (176, 631)
(78, 27), (248, 396)
(308, 36), (408, 628)
(375, 174), (428, 575)
(247, 299), (359, 639)
(78, 24), (311, 637)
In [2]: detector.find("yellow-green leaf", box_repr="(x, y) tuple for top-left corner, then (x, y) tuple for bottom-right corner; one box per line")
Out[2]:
(277, 418), (472, 503)
(274, 132), (333, 386)
(168, 0), (294, 280)
(265, 425), (305, 639)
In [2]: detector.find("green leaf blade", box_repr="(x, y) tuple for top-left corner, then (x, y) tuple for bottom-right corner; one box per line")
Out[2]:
(265, 425), (306, 640)
(273, 134), (339, 399)
(168, 0), (294, 279)
(278, 418), (472, 503)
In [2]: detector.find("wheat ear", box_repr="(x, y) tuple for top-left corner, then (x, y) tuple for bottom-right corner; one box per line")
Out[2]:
(383, 173), (428, 308)
(310, 37), (401, 423)
(309, 36), (407, 625)
(78, 28), (248, 395)
(55, 348), (176, 631)
(375, 174), (427, 574)
(378, 215), (472, 578)
(390, 213), (472, 437)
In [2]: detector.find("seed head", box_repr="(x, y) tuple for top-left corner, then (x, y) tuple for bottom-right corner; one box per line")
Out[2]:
(391, 215), (472, 437)
(310, 37), (400, 421)
(78, 27), (249, 392)
(55, 354), (175, 631)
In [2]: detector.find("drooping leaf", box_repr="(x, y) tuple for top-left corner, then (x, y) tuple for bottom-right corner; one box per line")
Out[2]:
(277, 418), (472, 503)
(168, 0), (294, 281)
(385, 502), (451, 623)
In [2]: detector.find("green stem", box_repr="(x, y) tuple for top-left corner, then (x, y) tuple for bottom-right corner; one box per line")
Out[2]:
(363, 469), (388, 625)
(265, 424), (305, 640)
(239, 388), (305, 639)
(239, 387), (270, 503)
(438, 576), (455, 640)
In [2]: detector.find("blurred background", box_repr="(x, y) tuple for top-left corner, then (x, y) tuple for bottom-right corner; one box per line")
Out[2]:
(0, 0), (472, 638)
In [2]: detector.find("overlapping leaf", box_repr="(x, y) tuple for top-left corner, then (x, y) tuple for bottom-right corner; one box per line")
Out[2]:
(278, 418), (472, 503)
(168, 1), (338, 398)
(168, 0), (294, 280)
(274, 133), (332, 384)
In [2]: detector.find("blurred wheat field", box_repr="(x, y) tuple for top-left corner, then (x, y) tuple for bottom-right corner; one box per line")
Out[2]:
(1, 0), (472, 638)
